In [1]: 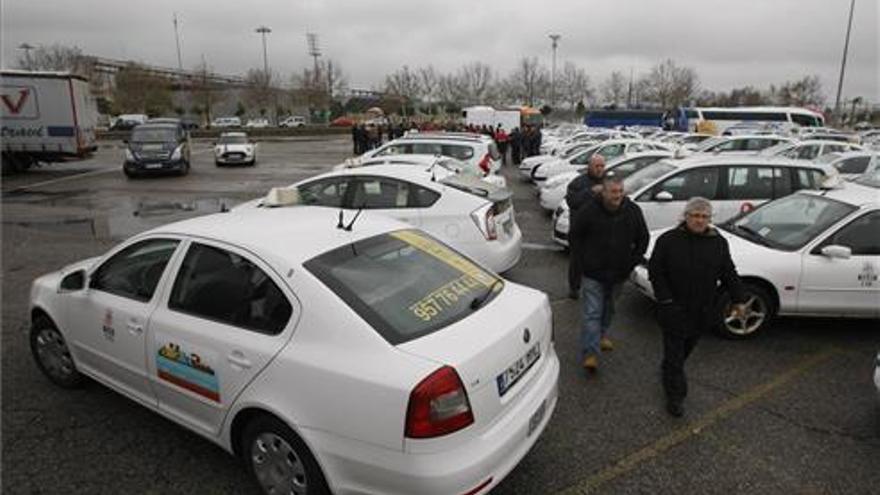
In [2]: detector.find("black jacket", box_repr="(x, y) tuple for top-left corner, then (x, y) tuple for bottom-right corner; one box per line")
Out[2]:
(565, 172), (603, 213)
(569, 195), (649, 285)
(648, 224), (746, 335)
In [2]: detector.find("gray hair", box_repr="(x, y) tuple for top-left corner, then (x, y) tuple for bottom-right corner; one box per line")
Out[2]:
(683, 197), (713, 218)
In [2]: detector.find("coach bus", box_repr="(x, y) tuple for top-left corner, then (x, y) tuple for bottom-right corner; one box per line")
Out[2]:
(583, 109), (665, 128)
(675, 106), (825, 135)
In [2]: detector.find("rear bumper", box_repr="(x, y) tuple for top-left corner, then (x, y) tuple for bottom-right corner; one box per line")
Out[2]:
(308, 347), (560, 495)
(466, 225), (523, 274)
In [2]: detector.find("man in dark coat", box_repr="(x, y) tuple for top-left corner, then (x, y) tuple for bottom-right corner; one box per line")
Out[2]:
(648, 197), (747, 417)
(510, 127), (522, 165)
(565, 154), (606, 299)
(569, 175), (649, 372)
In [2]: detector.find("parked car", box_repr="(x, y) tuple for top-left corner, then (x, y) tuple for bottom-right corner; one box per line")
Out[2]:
(28, 206), (559, 495)
(279, 115), (307, 128)
(349, 134), (503, 176)
(334, 153), (507, 188)
(551, 156), (834, 246)
(122, 123), (191, 177)
(691, 135), (794, 155)
(245, 118), (270, 128)
(235, 165), (523, 273)
(630, 176), (879, 338)
(211, 116), (241, 128)
(111, 113), (148, 131)
(532, 139), (673, 183)
(759, 140), (863, 161)
(816, 151), (877, 180)
(214, 132), (257, 166)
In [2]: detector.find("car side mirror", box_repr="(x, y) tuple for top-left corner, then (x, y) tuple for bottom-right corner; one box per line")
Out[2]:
(654, 190), (674, 202)
(820, 245), (851, 259)
(59, 270), (86, 291)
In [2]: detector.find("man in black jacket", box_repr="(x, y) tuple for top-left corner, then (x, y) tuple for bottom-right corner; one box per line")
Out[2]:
(569, 175), (649, 372)
(565, 155), (606, 299)
(648, 197), (747, 417)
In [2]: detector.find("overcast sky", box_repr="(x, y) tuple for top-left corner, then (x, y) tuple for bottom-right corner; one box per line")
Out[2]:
(2, 0), (877, 104)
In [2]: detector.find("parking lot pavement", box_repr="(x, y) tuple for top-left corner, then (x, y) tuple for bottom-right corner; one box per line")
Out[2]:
(3, 137), (879, 494)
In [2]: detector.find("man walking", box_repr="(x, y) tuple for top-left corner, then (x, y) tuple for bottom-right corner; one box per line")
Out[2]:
(569, 175), (648, 372)
(648, 197), (747, 417)
(565, 155), (606, 299)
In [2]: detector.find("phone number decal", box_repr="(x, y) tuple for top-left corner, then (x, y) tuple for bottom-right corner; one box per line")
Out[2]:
(409, 274), (482, 322)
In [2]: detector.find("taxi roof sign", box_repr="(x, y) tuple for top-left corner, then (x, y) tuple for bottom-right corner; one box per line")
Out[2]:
(262, 187), (301, 207)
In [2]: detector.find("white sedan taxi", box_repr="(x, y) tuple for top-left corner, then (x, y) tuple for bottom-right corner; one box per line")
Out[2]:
(214, 132), (257, 166)
(29, 207), (559, 495)
(630, 175), (880, 338)
(234, 165), (522, 273)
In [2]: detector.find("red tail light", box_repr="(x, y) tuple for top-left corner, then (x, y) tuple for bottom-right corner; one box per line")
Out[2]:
(485, 207), (497, 240)
(478, 154), (491, 175)
(405, 366), (474, 439)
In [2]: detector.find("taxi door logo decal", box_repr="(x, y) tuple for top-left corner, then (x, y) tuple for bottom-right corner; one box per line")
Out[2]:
(858, 262), (877, 288)
(156, 341), (220, 402)
(102, 309), (115, 342)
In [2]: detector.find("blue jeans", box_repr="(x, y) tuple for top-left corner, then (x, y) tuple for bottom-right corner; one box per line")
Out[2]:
(580, 277), (617, 358)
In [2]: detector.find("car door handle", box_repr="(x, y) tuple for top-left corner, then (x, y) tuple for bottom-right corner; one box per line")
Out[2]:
(227, 351), (252, 370)
(126, 321), (143, 335)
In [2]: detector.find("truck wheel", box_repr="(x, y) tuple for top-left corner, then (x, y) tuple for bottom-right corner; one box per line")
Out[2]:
(241, 415), (330, 495)
(716, 283), (775, 339)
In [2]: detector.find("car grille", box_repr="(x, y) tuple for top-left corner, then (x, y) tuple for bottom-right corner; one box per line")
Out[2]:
(222, 152), (246, 160)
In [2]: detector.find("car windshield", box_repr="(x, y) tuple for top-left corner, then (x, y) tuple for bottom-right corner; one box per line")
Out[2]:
(724, 193), (857, 250)
(305, 229), (502, 345)
(854, 155), (880, 187)
(219, 135), (249, 145)
(131, 127), (176, 143)
(622, 161), (677, 193)
(693, 136), (727, 152)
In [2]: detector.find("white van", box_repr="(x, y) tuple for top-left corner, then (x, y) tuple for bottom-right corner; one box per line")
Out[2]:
(211, 117), (241, 128)
(279, 115), (307, 128)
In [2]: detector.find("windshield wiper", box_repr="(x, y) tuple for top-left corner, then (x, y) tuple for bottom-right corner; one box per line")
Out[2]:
(470, 278), (503, 310)
(733, 224), (770, 247)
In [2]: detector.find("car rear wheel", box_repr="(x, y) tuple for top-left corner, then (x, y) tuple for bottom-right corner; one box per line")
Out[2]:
(178, 160), (190, 176)
(242, 415), (329, 495)
(30, 316), (85, 388)
(717, 283), (775, 339)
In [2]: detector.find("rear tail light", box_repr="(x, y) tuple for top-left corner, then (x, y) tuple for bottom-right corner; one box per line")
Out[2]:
(470, 204), (498, 241)
(478, 154), (491, 175)
(405, 366), (474, 439)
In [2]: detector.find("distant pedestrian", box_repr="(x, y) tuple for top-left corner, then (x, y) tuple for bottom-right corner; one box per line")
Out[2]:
(495, 124), (509, 165)
(570, 175), (648, 373)
(565, 155), (606, 299)
(510, 127), (522, 165)
(648, 197), (747, 417)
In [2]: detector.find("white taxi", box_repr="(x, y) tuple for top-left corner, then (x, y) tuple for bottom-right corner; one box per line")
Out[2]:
(214, 132), (257, 166)
(630, 176), (880, 338)
(234, 165), (522, 273)
(29, 207), (559, 495)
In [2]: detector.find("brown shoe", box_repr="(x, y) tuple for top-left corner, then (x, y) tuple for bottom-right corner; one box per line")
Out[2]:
(582, 355), (598, 372)
(600, 337), (614, 352)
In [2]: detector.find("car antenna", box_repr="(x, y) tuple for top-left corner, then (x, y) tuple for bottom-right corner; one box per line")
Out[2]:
(336, 209), (345, 229)
(344, 205), (365, 231)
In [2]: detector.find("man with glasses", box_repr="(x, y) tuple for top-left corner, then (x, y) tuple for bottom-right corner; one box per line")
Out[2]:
(648, 197), (747, 417)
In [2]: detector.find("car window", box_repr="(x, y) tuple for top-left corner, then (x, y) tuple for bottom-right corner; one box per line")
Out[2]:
(570, 148), (596, 165)
(746, 139), (778, 151)
(169, 243), (292, 335)
(374, 144), (411, 157)
(652, 166), (720, 200)
(90, 239), (180, 302)
(304, 229), (502, 345)
(836, 156), (871, 175)
(794, 169), (824, 189)
(443, 144), (475, 161)
(796, 145), (820, 160)
(350, 177), (412, 209)
(726, 166), (791, 199)
(411, 184), (441, 208)
(822, 211), (880, 255)
(730, 194), (857, 250)
(411, 142), (443, 155)
(598, 143), (624, 159)
(297, 178), (350, 207)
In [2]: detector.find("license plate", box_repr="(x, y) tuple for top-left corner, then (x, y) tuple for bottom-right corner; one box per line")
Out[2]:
(144, 163), (163, 169)
(496, 343), (541, 397)
(141, 144), (163, 151)
(528, 399), (547, 437)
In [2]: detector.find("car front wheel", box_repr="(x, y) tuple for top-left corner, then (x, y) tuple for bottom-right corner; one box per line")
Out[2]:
(242, 415), (330, 495)
(717, 283), (775, 339)
(30, 315), (85, 388)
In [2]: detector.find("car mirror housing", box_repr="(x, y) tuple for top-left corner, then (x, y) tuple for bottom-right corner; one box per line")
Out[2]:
(59, 270), (86, 291)
(654, 190), (674, 202)
(820, 245), (852, 259)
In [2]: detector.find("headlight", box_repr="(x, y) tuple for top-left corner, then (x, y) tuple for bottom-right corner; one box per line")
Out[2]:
(124, 148), (135, 161)
(171, 145), (183, 161)
(245, 145), (254, 155)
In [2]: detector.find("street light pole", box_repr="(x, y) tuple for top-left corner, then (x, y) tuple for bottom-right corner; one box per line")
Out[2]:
(255, 26), (272, 74)
(549, 34), (561, 108)
(833, 0), (855, 124)
(173, 13), (184, 71)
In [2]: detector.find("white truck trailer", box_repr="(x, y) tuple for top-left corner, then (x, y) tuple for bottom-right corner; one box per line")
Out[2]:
(462, 105), (522, 132)
(1, 70), (98, 174)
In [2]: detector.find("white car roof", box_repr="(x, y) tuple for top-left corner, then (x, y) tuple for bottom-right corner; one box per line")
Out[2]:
(662, 154), (833, 170)
(797, 181), (880, 208)
(144, 206), (410, 267)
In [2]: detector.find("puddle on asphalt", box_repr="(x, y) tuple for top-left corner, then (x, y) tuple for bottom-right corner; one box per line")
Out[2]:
(4, 196), (245, 241)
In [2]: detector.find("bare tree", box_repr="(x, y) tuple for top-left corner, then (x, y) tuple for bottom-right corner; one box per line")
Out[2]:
(638, 59), (699, 108)
(113, 64), (173, 116)
(16, 43), (90, 74)
(190, 61), (216, 124)
(770, 75), (824, 107)
(456, 62), (495, 105)
(503, 57), (549, 107)
(556, 62), (593, 110)
(243, 68), (276, 117)
(600, 71), (627, 106)
(418, 66), (440, 104)
(384, 65), (422, 114)
(293, 59), (348, 117)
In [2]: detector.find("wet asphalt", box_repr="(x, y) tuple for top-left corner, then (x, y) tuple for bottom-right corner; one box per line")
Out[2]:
(2, 136), (879, 494)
